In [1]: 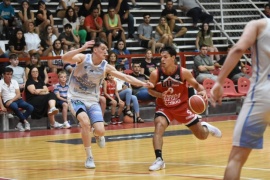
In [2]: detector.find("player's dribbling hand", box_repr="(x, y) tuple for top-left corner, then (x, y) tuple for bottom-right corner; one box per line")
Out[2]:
(197, 90), (207, 102)
(210, 82), (223, 107)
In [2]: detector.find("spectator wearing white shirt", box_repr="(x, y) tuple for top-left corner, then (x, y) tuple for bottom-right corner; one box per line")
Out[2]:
(24, 22), (43, 56)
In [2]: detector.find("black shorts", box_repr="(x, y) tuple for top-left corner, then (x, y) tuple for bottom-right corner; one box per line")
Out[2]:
(140, 40), (149, 48)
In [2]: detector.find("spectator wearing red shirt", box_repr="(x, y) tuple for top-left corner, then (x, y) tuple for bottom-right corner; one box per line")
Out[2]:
(84, 7), (107, 42)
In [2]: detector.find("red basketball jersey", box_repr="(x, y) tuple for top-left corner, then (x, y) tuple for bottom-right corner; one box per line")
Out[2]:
(106, 80), (116, 98)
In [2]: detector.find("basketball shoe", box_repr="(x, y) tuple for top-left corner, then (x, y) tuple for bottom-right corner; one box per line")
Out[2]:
(201, 122), (222, 138)
(95, 136), (105, 148)
(85, 156), (95, 169)
(149, 157), (165, 171)
(24, 122), (31, 131)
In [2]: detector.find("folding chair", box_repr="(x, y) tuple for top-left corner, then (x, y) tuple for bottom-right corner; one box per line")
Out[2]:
(237, 77), (250, 96)
(47, 72), (58, 92)
(223, 78), (245, 97)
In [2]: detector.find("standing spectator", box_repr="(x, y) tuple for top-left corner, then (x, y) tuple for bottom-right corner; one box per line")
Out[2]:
(24, 22), (43, 56)
(84, 7), (106, 43)
(109, 0), (135, 39)
(58, 23), (80, 51)
(48, 39), (66, 73)
(103, 7), (126, 50)
(7, 28), (28, 58)
(63, 7), (87, 45)
(112, 40), (130, 70)
(196, 22), (220, 61)
(0, 67), (33, 131)
(161, 0), (187, 39)
(140, 49), (157, 78)
(78, 0), (103, 18)
(7, 54), (26, 91)
(56, 0), (77, 19)
(18, 0), (34, 32)
(0, 0), (16, 39)
(103, 73), (125, 124)
(193, 44), (218, 83)
(155, 17), (173, 47)
(178, 0), (213, 27)
(54, 71), (71, 128)
(138, 13), (164, 54)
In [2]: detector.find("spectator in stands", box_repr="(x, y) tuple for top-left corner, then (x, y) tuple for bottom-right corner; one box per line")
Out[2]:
(7, 28), (28, 58)
(40, 24), (57, 56)
(115, 65), (144, 123)
(84, 7), (106, 43)
(54, 70), (71, 128)
(25, 66), (63, 128)
(103, 73), (125, 124)
(7, 54), (26, 91)
(178, 0), (213, 27)
(63, 7), (87, 46)
(216, 45), (249, 84)
(130, 62), (155, 101)
(109, 0), (135, 39)
(58, 23), (80, 51)
(162, 0), (187, 39)
(0, 67), (33, 131)
(56, 0), (77, 19)
(138, 13), (164, 54)
(78, 0), (104, 18)
(107, 51), (118, 68)
(18, 0), (34, 32)
(25, 53), (49, 84)
(160, 0), (177, 9)
(24, 22), (43, 56)
(103, 6), (126, 50)
(47, 39), (66, 73)
(112, 40), (131, 70)
(193, 44), (218, 83)
(155, 17), (174, 47)
(0, 0), (16, 40)
(262, 3), (270, 18)
(0, 47), (8, 79)
(196, 22), (220, 61)
(140, 49), (158, 78)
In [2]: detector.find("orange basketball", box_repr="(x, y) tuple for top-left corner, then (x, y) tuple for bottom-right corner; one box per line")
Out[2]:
(123, 115), (134, 123)
(188, 95), (207, 114)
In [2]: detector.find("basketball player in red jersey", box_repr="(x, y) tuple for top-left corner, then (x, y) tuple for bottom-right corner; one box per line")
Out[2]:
(148, 46), (222, 171)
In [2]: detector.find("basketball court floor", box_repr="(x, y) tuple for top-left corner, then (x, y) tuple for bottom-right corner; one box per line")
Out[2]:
(0, 115), (269, 180)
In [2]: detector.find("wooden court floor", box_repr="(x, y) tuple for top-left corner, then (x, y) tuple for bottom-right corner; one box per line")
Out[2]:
(0, 115), (269, 180)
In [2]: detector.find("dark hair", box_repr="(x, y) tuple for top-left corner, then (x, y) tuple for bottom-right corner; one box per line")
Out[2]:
(53, 39), (62, 48)
(10, 28), (25, 43)
(9, 53), (18, 60)
(143, 13), (151, 18)
(114, 39), (126, 50)
(30, 53), (41, 67)
(27, 66), (42, 81)
(20, 0), (32, 19)
(91, 6), (99, 13)
(107, 51), (118, 64)
(38, 0), (45, 6)
(166, 0), (173, 4)
(3, 67), (13, 74)
(160, 46), (176, 57)
(64, 23), (72, 29)
(90, 37), (108, 52)
(265, 3), (269, 8)
(200, 22), (211, 40)
(65, 7), (77, 23)
(200, 44), (208, 49)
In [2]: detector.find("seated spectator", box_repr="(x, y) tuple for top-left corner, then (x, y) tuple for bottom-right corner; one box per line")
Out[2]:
(24, 22), (43, 56)
(115, 65), (144, 123)
(103, 6), (126, 50)
(78, 0), (104, 18)
(56, 0), (77, 19)
(216, 45), (249, 84)
(48, 39), (66, 73)
(103, 73), (125, 125)
(7, 54), (26, 91)
(193, 44), (218, 83)
(0, 67), (33, 131)
(18, 0), (34, 32)
(138, 13), (164, 54)
(109, 0), (135, 39)
(130, 62), (155, 101)
(161, 0), (187, 39)
(58, 23), (80, 51)
(40, 24), (58, 56)
(112, 40), (131, 70)
(196, 22), (220, 61)
(262, 3), (270, 18)
(84, 7), (106, 43)
(178, 0), (213, 27)
(155, 16), (173, 47)
(7, 28), (29, 58)
(0, 47), (8, 79)
(140, 49), (158, 78)
(107, 51), (118, 68)
(53, 71), (71, 128)
(63, 7), (87, 46)
(25, 53), (48, 84)
(25, 67), (63, 128)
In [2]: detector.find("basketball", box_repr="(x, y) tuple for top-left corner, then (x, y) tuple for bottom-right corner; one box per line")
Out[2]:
(188, 95), (207, 114)
(123, 115), (134, 123)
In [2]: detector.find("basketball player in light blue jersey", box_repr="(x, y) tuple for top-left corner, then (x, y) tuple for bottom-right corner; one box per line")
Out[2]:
(62, 38), (154, 169)
(210, 18), (270, 179)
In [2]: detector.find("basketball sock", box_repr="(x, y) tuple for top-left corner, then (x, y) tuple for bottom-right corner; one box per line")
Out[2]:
(85, 147), (93, 158)
(155, 149), (163, 160)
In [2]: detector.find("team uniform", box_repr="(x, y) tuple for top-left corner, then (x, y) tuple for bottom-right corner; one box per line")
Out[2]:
(233, 19), (270, 149)
(67, 54), (107, 124)
(155, 65), (197, 125)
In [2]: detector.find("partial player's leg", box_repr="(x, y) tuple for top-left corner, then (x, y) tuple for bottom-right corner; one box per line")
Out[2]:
(224, 146), (251, 180)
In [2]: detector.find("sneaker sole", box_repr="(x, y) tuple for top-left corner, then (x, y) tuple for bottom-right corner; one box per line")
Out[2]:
(15, 128), (25, 132)
(48, 109), (59, 116)
(85, 166), (96, 169)
(149, 163), (166, 171)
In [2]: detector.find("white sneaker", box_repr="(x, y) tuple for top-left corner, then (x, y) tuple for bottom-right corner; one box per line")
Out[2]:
(201, 122), (222, 138)
(51, 121), (64, 129)
(7, 113), (14, 119)
(24, 122), (31, 131)
(16, 122), (25, 132)
(85, 156), (96, 169)
(63, 121), (71, 129)
(95, 136), (105, 148)
(48, 107), (59, 115)
(149, 157), (165, 171)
